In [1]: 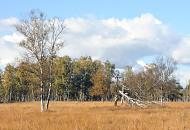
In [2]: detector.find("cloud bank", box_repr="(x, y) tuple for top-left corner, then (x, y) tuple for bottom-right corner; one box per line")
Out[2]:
(62, 14), (182, 67)
(0, 14), (190, 86)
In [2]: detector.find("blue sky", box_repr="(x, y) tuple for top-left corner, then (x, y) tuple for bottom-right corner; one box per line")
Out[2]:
(0, 0), (190, 87)
(0, 0), (190, 34)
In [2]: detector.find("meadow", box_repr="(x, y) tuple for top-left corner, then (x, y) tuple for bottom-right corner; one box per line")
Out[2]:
(0, 101), (190, 130)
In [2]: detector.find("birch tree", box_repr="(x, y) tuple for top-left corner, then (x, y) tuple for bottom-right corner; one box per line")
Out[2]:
(16, 10), (65, 112)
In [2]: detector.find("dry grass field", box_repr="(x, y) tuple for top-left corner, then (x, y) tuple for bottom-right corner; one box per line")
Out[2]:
(0, 101), (190, 130)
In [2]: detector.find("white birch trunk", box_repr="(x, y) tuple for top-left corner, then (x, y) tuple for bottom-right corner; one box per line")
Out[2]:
(160, 86), (163, 106)
(41, 87), (44, 112)
(40, 66), (44, 112)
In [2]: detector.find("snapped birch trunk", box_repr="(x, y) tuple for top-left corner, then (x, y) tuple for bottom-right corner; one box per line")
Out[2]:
(114, 95), (118, 107)
(46, 86), (51, 110)
(120, 86), (124, 105)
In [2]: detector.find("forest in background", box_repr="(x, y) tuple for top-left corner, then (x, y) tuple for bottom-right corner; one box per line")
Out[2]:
(0, 55), (188, 103)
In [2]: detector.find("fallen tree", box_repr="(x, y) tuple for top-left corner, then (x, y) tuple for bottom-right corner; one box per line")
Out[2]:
(114, 84), (161, 108)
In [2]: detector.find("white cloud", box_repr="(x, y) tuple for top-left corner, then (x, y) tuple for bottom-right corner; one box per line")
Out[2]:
(137, 60), (147, 67)
(0, 14), (190, 87)
(0, 14), (182, 68)
(175, 66), (190, 87)
(0, 17), (18, 32)
(2, 33), (24, 43)
(0, 18), (20, 67)
(0, 14), (178, 68)
(172, 37), (190, 64)
(0, 17), (18, 26)
(0, 39), (21, 67)
(62, 14), (179, 67)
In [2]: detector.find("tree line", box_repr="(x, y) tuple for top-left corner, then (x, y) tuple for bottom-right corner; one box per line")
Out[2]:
(0, 56), (115, 102)
(0, 55), (184, 103)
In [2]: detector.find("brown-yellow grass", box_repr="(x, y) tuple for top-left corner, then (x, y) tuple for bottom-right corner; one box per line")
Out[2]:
(0, 101), (190, 130)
